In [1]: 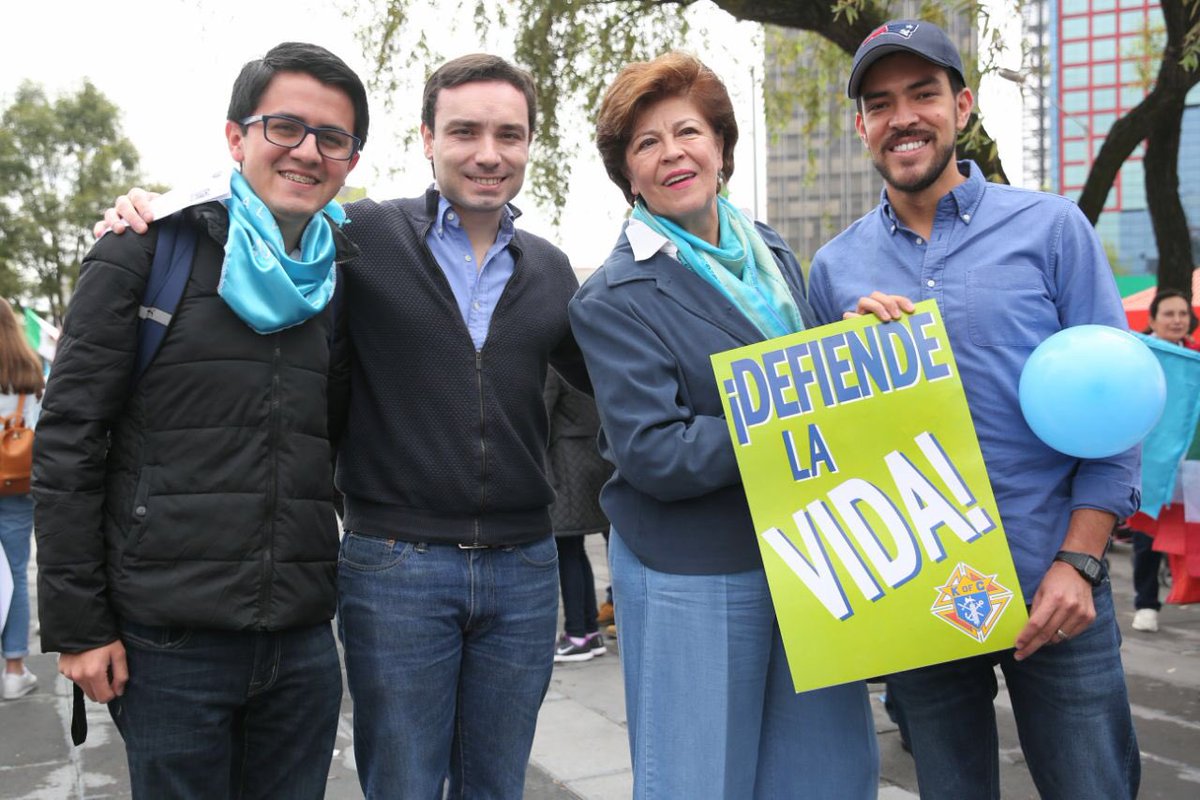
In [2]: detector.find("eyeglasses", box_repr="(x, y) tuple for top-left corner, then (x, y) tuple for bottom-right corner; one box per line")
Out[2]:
(239, 114), (361, 161)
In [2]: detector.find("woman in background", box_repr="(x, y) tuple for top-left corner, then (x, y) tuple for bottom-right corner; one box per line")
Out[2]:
(1128, 289), (1199, 632)
(545, 370), (613, 662)
(0, 303), (43, 700)
(568, 52), (877, 798)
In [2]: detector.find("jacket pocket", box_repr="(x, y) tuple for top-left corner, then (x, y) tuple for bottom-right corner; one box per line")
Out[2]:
(128, 467), (154, 544)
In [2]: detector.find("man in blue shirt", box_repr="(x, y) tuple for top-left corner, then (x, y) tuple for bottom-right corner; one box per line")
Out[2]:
(809, 20), (1140, 799)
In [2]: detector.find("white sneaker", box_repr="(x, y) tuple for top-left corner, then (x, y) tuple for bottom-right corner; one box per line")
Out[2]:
(2, 667), (38, 699)
(1131, 608), (1159, 632)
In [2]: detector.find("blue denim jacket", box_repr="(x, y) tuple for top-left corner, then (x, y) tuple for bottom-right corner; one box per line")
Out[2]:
(568, 219), (817, 575)
(809, 161), (1140, 596)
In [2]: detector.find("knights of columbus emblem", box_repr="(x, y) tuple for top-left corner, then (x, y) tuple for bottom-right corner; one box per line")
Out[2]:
(930, 563), (1014, 642)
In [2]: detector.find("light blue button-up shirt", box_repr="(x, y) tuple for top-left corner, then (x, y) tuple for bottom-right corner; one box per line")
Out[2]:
(425, 191), (517, 350)
(809, 161), (1140, 596)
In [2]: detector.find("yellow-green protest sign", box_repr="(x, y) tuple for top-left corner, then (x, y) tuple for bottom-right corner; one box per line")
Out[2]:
(711, 301), (1027, 692)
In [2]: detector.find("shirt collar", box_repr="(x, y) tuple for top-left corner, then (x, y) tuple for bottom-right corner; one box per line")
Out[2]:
(431, 189), (518, 238)
(878, 160), (984, 234)
(626, 217), (678, 261)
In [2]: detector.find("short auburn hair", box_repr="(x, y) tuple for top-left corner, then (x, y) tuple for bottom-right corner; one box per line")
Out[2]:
(595, 51), (738, 206)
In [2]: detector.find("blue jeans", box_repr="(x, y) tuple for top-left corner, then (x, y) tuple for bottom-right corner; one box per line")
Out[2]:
(337, 533), (559, 800)
(555, 534), (598, 637)
(1132, 531), (1162, 611)
(609, 529), (878, 799)
(0, 495), (33, 659)
(885, 582), (1139, 799)
(109, 620), (342, 800)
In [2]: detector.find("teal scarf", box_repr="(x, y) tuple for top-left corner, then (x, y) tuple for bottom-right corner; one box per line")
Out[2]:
(631, 197), (804, 339)
(220, 170), (343, 334)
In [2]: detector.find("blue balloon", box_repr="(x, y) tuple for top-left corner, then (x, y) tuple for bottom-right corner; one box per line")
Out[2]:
(1019, 325), (1165, 458)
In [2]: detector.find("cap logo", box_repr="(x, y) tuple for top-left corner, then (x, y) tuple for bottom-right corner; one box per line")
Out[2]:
(862, 22), (920, 46)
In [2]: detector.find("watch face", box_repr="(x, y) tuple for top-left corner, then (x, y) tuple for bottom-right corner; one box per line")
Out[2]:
(1084, 560), (1101, 579)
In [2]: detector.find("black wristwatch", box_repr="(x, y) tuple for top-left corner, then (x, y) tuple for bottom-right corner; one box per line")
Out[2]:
(1054, 550), (1105, 586)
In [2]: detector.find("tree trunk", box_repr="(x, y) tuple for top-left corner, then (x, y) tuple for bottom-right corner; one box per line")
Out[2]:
(1145, 101), (1192, 293)
(714, 0), (1010, 182)
(1078, 0), (1198, 287)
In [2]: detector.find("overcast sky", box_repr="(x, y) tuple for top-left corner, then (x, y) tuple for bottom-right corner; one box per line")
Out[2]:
(2, 1), (1023, 268)
(1, 0), (773, 270)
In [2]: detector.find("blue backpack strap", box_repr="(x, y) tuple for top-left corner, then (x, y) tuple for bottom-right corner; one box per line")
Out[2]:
(134, 213), (197, 384)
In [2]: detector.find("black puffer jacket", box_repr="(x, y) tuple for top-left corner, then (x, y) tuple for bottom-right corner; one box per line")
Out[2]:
(33, 202), (354, 653)
(544, 370), (612, 537)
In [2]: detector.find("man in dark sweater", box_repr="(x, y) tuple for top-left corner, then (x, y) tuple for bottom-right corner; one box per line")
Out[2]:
(330, 55), (590, 799)
(103, 54), (590, 800)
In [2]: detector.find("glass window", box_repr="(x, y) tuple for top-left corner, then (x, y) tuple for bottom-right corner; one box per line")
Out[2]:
(1061, 113), (1091, 138)
(1093, 112), (1117, 133)
(1093, 13), (1117, 36)
(1063, 140), (1088, 161)
(1062, 0), (1088, 12)
(1148, 7), (1164, 27)
(1063, 66), (1089, 87)
(1093, 88), (1117, 109)
(1092, 64), (1117, 84)
(1121, 61), (1143, 82)
(1093, 138), (1107, 158)
(1119, 0), (1143, 8)
(1094, 0), (1116, 9)
(1063, 90), (1090, 112)
(1063, 42), (1089, 63)
(1119, 10), (1144, 31)
(1065, 164), (1088, 186)
(1093, 38), (1117, 60)
(1121, 85), (1145, 108)
(1063, 18), (1089, 39)
(1122, 173), (1146, 211)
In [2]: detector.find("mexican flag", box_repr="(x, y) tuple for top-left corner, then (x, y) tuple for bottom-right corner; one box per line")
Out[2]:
(23, 308), (59, 363)
(1132, 334), (1200, 604)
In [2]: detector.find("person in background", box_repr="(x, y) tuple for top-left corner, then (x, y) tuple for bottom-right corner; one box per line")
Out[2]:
(0, 302), (43, 701)
(544, 369), (613, 663)
(34, 42), (365, 797)
(569, 51), (878, 798)
(1127, 288), (1199, 632)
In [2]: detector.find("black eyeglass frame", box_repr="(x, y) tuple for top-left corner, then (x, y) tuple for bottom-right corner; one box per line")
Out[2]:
(239, 114), (361, 161)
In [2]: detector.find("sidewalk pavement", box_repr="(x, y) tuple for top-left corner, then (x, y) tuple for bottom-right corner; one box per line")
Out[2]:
(3, 534), (1197, 798)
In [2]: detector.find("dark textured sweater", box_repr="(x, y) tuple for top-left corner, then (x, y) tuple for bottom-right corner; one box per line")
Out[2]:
(333, 189), (590, 546)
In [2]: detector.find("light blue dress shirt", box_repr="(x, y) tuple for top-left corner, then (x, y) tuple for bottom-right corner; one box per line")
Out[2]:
(808, 161), (1140, 596)
(425, 191), (517, 350)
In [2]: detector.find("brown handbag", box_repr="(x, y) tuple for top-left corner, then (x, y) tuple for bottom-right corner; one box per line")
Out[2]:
(0, 395), (33, 495)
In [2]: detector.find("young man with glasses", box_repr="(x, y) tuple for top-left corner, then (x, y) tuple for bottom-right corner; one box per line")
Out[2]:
(33, 42), (367, 799)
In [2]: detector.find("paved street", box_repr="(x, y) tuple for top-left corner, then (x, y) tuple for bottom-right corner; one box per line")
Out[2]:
(2, 535), (1197, 798)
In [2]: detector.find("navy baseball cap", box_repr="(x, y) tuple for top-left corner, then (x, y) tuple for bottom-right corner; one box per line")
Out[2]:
(847, 20), (965, 98)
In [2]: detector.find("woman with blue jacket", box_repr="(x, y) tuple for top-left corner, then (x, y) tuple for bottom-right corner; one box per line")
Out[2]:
(568, 51), (878, 798)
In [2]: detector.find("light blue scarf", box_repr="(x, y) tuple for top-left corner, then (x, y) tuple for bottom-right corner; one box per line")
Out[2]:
(219, 170), (343, 334)
(631, 197), (804, 339)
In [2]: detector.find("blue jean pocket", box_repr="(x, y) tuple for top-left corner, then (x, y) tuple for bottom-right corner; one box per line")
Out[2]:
(119, 620), (193, 650)
(515, 536), (558, 568)
(339, 532), (412, 572)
